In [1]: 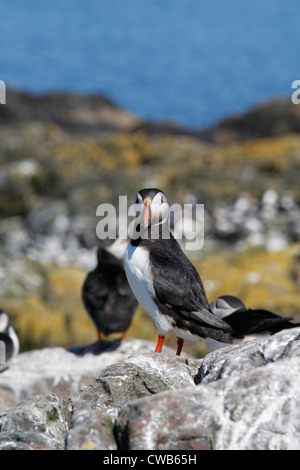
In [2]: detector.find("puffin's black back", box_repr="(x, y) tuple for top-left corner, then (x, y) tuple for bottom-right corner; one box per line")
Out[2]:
(147, 236), (210, 312)
(222, 308), (300, 337)
(136, 235), (233, 343)
(82, 245), (138, 337)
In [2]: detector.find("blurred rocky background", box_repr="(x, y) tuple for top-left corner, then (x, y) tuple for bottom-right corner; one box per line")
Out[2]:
(0, 89), (300, 357)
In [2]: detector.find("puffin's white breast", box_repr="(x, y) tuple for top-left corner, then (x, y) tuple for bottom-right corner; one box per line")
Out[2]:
(125, 242), (174, 336)
(125, 243), (157, 317)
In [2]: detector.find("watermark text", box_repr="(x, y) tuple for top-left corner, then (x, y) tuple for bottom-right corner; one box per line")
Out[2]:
(0, 80), (6, 104)
(96, 196), (205, 251)
(0, 340), (5, 364)
(291, 80), (300, 105)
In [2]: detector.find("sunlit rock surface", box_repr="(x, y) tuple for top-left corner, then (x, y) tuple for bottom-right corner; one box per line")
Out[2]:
(0, 329), (300, 449)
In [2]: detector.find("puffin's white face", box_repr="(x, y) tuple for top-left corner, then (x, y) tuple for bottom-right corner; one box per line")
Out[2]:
(135, 189), (170, 231)
(210, 296), (246, 319)
(105, 238), (129, 260)
(210, 298), (237, 319)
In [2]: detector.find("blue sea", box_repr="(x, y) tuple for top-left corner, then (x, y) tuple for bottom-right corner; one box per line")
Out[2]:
(0, 0), (299, 129)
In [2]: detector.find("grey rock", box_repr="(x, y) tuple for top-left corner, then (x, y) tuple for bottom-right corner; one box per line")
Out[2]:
(0, 339), (169, 401)
(1, 329), (300, 450)
(196, 327), (300, 385)
(66, 409), (116, 450)
(114, 328), (300, 450)
(71, 352), (198, 418)
(115, 355), (300, 450)
(0, 394), (71, 450)
(114, 386), (216, 450)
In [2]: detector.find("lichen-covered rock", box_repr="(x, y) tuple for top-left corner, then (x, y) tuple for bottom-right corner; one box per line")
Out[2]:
(0, 394), (71, 450)
(196, 327), (300, 385)
(115, 354), (300, 450)
(114, 329), (300, 450)
(65, 409), (116, 450)
(0, 339), (167, 401)
(70, 352), (197, 418)
(1, 329), (300, 450)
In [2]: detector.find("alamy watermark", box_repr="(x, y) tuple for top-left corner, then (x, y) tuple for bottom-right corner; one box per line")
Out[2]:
(291, 80), (300, 105)
(96, 196), (205, 250)
(0, 340), (5, 365)
(0, 80), (6, 104)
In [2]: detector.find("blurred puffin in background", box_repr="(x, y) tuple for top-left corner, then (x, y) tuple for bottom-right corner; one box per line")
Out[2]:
(207, 294), (300, 352)
(82, 238), (138, 342)
(0, 308), (19, 364)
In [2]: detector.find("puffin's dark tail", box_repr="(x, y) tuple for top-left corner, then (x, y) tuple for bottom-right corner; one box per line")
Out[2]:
(178, 311), (235, 344)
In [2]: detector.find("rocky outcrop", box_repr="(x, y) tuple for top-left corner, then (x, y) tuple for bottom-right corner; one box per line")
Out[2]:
(70, 352), (198, 420)
(0, 90), (140, 133)
(0, 394), (71, 450)
(0, 338), (169, 402)
(216, 98), (300, 140)
(115, 354), (300, 450)
(3, 91), (299, 141)
(115, 329), (300, 450)
(1, 329), (300, 450)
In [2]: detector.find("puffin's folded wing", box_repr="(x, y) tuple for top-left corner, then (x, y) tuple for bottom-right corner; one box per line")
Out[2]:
(151, 242), (233, 332)
(224, 308), (298, 336)
(189, 308), (234, 332)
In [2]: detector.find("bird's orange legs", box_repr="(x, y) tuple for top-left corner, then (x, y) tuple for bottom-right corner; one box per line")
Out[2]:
(155, 335), (165, 353)
(97, 330), (102, 342)
(176, 338), (184, 356)
(155, 335), (184, 355)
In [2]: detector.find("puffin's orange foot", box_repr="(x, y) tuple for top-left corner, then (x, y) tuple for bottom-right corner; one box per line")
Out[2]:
(96, 330), (103, 343)
(155, 335), (165, 353)
(176, 338), (184, 356)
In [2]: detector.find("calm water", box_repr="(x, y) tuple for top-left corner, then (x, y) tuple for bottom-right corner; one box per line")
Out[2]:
(0, 0), (299, 128)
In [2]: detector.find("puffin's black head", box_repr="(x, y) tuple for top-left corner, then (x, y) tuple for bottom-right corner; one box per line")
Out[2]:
(210, 295), (246, 319)
(134, 188), (169, 229)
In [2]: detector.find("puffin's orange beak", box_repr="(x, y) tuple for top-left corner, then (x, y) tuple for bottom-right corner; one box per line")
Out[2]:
(143, 198), (151, 228)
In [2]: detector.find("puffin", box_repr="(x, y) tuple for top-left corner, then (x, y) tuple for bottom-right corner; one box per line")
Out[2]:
(0, 308), (19, 362)
(82, 238), (138, 342)
(207, 295), (300, 351)
(124, 188), (234, 356)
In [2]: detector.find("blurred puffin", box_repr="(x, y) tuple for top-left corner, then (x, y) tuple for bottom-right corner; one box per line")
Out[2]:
(207, 295), (300, 352)
(0, 308), (19, 362)
(82, 238), (138, 342)
(124, 188), (234, 356)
